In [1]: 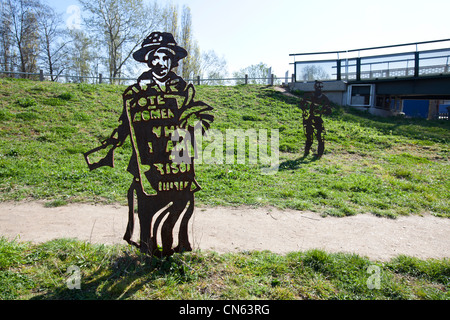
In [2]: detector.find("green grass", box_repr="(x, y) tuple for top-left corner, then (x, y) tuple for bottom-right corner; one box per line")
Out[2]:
(1, 79), (448, 301)
(0, 237), (448, 300)
(1, 78), (448, 217)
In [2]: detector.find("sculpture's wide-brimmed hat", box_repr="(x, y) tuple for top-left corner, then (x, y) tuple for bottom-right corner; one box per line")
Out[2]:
(133, 32), (187, 63)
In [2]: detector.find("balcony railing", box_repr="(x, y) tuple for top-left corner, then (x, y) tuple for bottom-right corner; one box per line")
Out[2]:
(290, 39), (450, 82)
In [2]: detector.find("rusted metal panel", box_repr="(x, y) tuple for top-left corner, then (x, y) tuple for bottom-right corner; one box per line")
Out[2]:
(299, 81), (332, 157)
(85, 32), (214, 257)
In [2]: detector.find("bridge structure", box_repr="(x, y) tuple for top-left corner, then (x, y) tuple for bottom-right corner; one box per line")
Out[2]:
(289, 39), (450, 119)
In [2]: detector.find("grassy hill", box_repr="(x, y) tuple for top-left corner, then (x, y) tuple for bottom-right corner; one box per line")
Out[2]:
(0, 78), (449, 300)
(0, 78), (449, 218)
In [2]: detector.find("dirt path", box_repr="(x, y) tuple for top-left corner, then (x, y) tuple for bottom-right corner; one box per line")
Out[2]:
(0, 201), (449, 261)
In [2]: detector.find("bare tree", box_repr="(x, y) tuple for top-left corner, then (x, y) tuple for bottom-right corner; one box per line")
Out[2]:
(4, 0), (41, 77)
(78, 0), (163, 83)
(178, 5), (200, 80)
(161, 3), (178, 37)
(36, 3), (69, 81)
(67, 29), (94, 82)
(0, 0), (13, 74)
(233, 62), (270, 84)
(200, 49), (227, 85)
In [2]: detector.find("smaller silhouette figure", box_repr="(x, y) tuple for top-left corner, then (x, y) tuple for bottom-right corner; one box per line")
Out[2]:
(299, 81), (332, 157)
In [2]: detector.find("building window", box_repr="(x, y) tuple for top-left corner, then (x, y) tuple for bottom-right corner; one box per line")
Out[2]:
(347, 84), (375, 107)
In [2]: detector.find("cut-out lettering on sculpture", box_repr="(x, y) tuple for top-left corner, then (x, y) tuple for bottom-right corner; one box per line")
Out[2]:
(84, 32), (214, 257)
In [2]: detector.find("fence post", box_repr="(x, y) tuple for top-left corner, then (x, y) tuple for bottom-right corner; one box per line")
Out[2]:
(414, 52), (419, 78)
(245, 74), (248, 85)
(197, 75), (200, 85)
(99, 73), (102, 84)
(356, 58), (361, 81)
(270, 74), (274, 86)
(39, 70), (44, 81)
(337, 60), (342, 81)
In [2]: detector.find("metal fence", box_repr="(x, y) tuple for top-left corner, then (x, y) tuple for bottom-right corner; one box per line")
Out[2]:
(290, 38), (450, 82)
(0, 69), (289, 86)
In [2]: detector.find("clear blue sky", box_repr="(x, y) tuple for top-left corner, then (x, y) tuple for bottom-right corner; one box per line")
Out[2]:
(47, 0), (450, 77)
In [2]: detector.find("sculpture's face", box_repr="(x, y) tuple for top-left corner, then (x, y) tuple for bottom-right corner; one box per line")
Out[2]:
(149, 48), (172, 79)
(315, 82), (323, 92)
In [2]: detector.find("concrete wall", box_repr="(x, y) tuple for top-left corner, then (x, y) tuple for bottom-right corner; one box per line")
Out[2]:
(288, 81), (347, 105)
(352, 106), (396, 117)
(288, 79), (450, 118)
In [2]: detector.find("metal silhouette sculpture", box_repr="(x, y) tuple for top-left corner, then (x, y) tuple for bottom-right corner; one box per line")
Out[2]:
(299, 81), (332, 157)
(84, 32), (213, 257)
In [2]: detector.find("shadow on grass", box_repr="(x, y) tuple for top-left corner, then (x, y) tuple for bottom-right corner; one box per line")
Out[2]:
(278, 154), (321, 171)
(30, 253), (193, 300)
(264, 86), (449, 143)
(335, 107), (450, 143)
